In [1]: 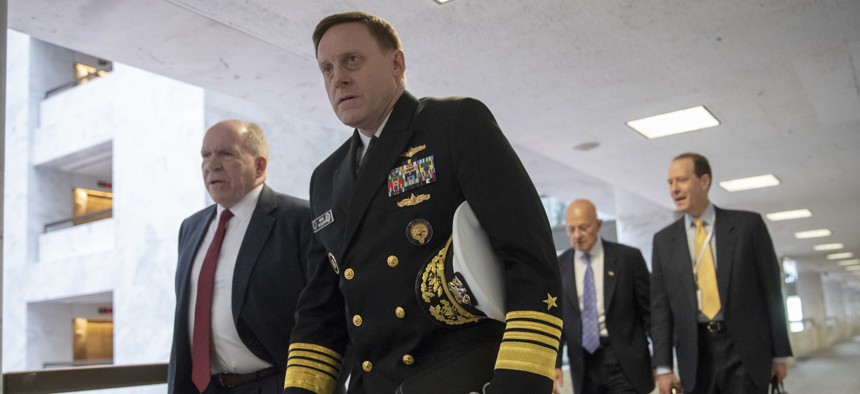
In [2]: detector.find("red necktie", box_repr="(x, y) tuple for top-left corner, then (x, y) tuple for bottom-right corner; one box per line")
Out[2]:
(192, 209), (234, 392)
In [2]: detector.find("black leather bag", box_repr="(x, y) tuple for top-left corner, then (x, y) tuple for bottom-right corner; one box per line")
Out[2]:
(770, 376), (787, 394)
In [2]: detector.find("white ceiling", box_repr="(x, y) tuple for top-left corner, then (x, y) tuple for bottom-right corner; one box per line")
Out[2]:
(8, 0), (860, 283)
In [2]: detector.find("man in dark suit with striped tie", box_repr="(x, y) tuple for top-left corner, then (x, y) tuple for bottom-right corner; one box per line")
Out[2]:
(554, 199), (653, 394)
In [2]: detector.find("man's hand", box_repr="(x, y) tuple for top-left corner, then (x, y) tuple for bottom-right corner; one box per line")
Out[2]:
(552, 368), (565, 394)
(771, 361), (787, 383)
(656, 373), (682, 394)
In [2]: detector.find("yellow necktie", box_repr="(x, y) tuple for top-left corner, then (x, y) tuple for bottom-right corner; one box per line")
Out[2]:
(695, 219), (721, 319)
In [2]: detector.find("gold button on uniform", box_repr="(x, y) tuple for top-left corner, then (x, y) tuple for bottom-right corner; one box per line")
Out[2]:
(402, 354), (414, 365)
(344, 268), (354, 280)
(395, 307), (406, 319)
(353, 315), (363, 327)
(387, 255), (399, 267)
(362, 361), (373, 372)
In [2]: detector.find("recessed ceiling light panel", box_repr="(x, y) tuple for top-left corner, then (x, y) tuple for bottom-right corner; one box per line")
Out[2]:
(627, 106), (720, 139)
(827, 252), (854, 260)
(766, 209), (812, 221)
(838, 259), (859, 266)
(814, 243), (844, 251)
(794, 229), (832, 239)
(719, 174), (781, 192)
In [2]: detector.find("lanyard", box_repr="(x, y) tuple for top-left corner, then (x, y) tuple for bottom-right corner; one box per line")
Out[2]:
(692, 223), (714, 279)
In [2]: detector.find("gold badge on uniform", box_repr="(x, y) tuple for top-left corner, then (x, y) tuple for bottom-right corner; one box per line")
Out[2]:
(328, 252), (339, 274)
(397, 193), (431, 208)
(401, 145), (426, 158)
(407, 219), (433, 245)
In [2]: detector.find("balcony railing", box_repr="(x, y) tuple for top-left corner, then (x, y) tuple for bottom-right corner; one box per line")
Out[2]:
(3, 363), (167, 393)
(43, 209), (113, 233)
(44, 72), (107, 99)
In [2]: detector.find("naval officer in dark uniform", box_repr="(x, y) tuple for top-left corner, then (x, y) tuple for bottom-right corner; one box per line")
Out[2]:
(283, 11), (563, 394)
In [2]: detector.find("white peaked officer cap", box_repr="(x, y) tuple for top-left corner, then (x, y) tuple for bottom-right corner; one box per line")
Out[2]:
(416, 201), (506, 326)
(451, 201), (506, 321)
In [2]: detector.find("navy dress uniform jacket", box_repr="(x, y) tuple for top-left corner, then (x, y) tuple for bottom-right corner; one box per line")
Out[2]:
(650, 207), (792, 392)
(168, 185), (313, 393)
(556, 240), (653, 394)
(284, 92), (563, 394)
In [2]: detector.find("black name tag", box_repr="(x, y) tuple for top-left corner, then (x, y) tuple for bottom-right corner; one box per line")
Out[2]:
(312, 210), (334, 233)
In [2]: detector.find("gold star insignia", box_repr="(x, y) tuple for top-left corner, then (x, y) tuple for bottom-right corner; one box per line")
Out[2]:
(542, 293), (558, 310)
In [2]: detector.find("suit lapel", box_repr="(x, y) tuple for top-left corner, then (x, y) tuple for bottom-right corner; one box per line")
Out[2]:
(343, 93), (419, 248)
(603, 241), (618, 312)
(714, 207), (736, 310)
(232, 185), (276, 321)
(560, 251), (580, 317)
(178, 207), (216, 306)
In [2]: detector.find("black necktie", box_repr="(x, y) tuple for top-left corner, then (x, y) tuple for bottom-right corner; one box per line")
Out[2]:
(356, 136), (377, 176)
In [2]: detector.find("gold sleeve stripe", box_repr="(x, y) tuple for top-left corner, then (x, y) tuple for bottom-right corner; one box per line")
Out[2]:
(289, 342), (344, 361)
(503, 330), (560, 349)
(284, 365), (337, 393)
(290, 349), (342, 369)
(505, 310), (563, 329)
(504, 320), (562, 340)
(287, 357), (340, 378)
(284, 343), (343, 392)
(494, 340), (558, 380)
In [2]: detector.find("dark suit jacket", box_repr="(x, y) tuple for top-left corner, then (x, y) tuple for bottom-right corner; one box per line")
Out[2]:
(285, 92), (562, 394)
(651, 206), (792, 392)
(557, 240), (653, 394)
(168, 185), (312, 393)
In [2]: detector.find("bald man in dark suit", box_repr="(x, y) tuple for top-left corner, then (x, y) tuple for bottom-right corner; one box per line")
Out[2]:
(554, 199), (653, 394)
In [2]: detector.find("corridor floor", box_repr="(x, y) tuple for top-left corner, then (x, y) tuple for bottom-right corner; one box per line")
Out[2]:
(554, 336), (860, 394)
(783, 336), (860, 394)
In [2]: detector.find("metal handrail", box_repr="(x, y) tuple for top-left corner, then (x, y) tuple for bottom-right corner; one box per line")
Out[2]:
(43, 359), (113, 369)
(43, 209), (113, 233)
(44, 72), (106, 99)
(3, 363), (168, 393)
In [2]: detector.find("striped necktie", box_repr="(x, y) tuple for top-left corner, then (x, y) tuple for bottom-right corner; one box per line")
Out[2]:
(581, 253), (600, 353)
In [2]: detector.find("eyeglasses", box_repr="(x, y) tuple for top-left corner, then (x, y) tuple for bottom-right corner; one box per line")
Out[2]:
(565, 223), (594, 234)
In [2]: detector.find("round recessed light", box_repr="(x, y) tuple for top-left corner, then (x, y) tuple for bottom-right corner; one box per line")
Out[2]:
(573, 141), (600, 151)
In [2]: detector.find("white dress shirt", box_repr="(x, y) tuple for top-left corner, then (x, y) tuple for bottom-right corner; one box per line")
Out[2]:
(187, 183), (271, 374)
(357, 111), (390, 160)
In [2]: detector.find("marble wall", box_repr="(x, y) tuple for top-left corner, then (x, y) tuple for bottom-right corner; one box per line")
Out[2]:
(4, 28), (34, 371)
